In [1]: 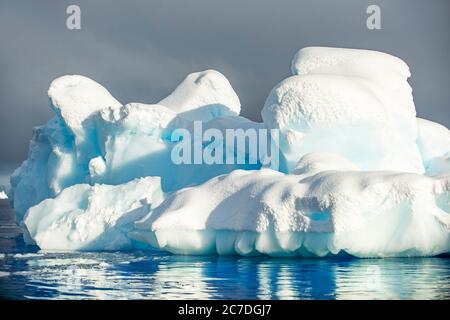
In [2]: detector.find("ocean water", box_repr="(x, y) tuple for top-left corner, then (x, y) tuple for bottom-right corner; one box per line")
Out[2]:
(1, 246), (449, 299)
(0, 201), (449, 300)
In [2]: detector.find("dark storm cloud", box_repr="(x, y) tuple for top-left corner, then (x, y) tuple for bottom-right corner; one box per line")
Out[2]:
(0, 0), (449, 168)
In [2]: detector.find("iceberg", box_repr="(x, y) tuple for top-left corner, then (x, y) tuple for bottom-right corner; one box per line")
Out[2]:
(0, 184), (7, 199)
(9, 46), (450, 257)
(10, 70), (249, 220)
(263, 47), (423, 173)
(92, 103), (265, 191)
(23, 177), (163, 251)
(290, 47), (414, 110)
(159, 69), (241, 121)
(133, 153), (450, 257)
(48, 75), (122, 164)
(417, 117), (450, 176)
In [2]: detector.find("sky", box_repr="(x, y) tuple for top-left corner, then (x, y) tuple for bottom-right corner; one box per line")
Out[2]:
(0, 0), (449, 178)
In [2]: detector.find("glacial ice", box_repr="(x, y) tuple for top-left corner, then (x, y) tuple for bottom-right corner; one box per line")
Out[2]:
(24, 177), (163, 251)
(10, 70), (251, 220)
(48, 75), (122, 165)
(9, 46), (450, 257)
(159, 69), (241, 121)
(417, 117), (450, 176)
(291, 47), (414, 109)
(133, 155), (450, 257)
(264, 47), (423, 173)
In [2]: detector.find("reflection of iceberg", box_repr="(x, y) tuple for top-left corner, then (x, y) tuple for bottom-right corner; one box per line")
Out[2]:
(333, 258), (450, 299)
(150, 260), (212, 299)
(3, 251), (447, 299)
(9, 47), (450, 257)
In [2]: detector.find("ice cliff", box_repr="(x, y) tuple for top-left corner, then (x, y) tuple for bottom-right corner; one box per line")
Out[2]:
(9, 47), (450, 257)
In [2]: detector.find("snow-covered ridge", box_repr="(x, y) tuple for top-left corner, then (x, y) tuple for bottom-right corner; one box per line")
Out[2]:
(9, 47), (450, 257)
(159, 69), (241, 121)
(133, 163), (450, 257)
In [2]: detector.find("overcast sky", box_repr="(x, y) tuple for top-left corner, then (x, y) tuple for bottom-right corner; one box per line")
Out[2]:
(0, 0), (449, 176)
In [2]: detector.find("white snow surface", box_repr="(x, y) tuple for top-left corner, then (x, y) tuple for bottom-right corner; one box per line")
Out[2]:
(0, 191), (7, 199)
(291, 46), (414, 115)
(48, 75), (122, 132)
(10, 47), (450, 257)
(159, 69), (241, 121)
(10, 72), (250, 220)
(263, 46), (423, 173)
(24, 177), (163, 251)
(132, 153), (450, 257)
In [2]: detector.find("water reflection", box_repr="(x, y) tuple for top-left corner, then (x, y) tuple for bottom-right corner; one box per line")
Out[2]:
(333, 258), (450, 299)
(0, 249), (449, 299)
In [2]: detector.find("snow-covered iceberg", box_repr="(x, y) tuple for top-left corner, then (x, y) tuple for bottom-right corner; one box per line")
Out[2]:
(263, 47), (423, 173)
(133, 153), (450, 257)
(158, 69), (241, 121)
(10, 46), (450, 257)
(24, 177), (163, 251)
(10, 70), (255, 220)
(417, 117), (450, 176)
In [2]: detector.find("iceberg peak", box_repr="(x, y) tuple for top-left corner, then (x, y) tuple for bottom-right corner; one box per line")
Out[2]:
(48, 75), (121, 130)
(159, 69), (241, 121)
